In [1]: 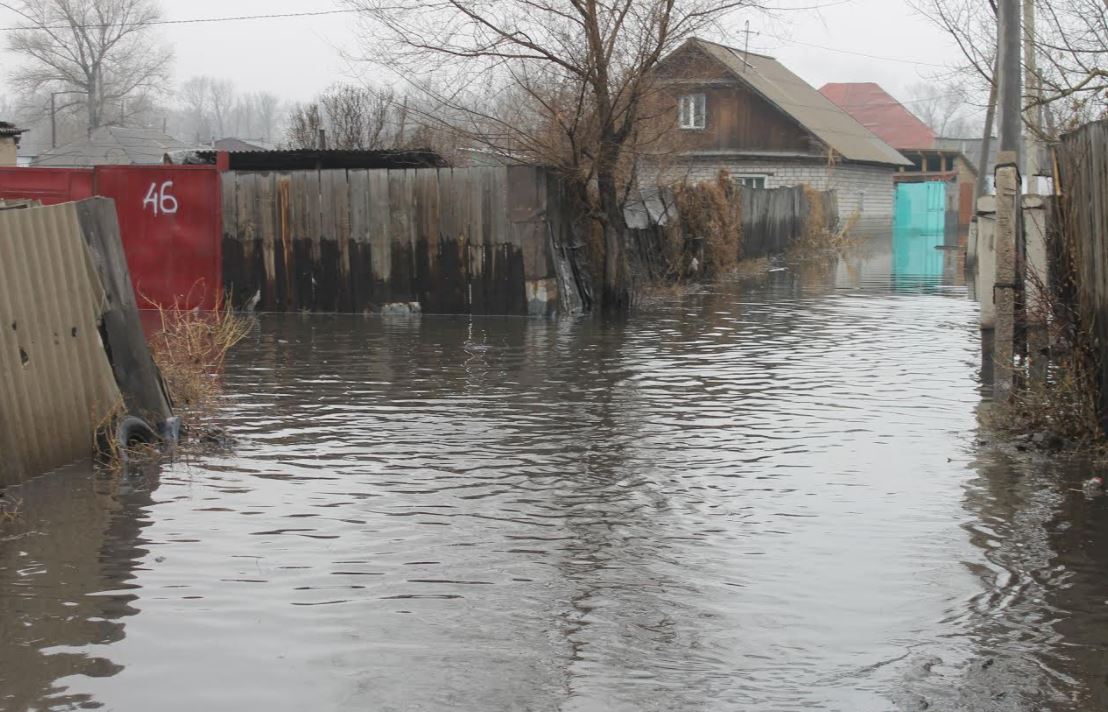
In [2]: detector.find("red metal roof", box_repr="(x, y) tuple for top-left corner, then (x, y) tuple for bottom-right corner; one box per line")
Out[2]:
(818, 83), (935, 150)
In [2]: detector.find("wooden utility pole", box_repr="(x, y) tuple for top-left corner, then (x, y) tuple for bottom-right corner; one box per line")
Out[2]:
(993, 0), (1022, 401)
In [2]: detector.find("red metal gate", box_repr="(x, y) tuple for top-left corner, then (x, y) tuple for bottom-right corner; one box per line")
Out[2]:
(0, 166), (221, 309)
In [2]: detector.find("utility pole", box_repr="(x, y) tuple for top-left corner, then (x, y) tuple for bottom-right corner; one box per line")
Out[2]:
(1022, 0), (1042, 186)
(974, 60), (999, 206)
(993, 0), (1023, 401)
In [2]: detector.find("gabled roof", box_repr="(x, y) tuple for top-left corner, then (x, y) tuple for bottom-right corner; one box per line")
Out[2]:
(33, 126), (195, 167)
(819, 82), (935, 150)
(673, 38), (909, 166)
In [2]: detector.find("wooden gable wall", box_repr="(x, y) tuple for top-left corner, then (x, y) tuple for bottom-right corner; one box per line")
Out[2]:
(651, 44), (822, 156)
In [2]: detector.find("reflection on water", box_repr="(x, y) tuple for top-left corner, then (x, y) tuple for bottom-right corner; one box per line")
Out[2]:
(2, 233), (1106, 711)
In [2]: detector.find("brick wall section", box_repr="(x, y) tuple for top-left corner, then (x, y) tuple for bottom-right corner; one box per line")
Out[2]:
(644, 156), (896, 223)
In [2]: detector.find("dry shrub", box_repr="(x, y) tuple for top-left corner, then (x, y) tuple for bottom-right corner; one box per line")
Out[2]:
(672, 171), (741, 275)
(795, 184), (853, 255)
(148, 293), (253, 431)
(0, 492), (23, 525)
(986, 267), (1105, 447)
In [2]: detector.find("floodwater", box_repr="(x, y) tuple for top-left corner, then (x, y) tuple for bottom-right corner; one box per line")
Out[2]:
(4, 232), (1108, 712)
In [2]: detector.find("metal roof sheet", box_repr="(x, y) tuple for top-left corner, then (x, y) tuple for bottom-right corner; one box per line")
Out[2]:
(170, 147), (448, 171)
(686, 39), (910, 166)
(33, 127), (195, 167)
(819, 82), (936, 150)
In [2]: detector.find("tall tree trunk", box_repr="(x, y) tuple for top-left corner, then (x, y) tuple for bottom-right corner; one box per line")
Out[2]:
(596, 161), (630, 313)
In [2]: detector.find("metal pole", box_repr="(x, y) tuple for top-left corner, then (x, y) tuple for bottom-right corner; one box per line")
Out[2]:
(50, 93), (57, 149)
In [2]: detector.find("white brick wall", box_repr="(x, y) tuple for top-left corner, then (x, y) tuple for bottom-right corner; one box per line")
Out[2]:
(644, 156), (896, 223)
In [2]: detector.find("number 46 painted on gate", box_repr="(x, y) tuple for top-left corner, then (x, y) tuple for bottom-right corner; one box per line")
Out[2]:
(142, 181), (179, 216)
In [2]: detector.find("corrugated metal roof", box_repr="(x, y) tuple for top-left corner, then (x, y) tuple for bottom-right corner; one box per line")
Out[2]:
(169, 147), (448, 171)
(819, 82), (936, 150)
(33, 126), (196, 167)
(0, 121), (27, 139)
(684, 39), (910, 166)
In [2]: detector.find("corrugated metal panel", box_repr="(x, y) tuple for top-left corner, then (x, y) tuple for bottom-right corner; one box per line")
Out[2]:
(690, 39), (911, 167)
(0, 202), (123, 485)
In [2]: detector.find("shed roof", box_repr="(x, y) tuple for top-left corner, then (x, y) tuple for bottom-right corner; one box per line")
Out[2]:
(0, 121), (28, 139)
(168, 148), (448, 171)
(33, 126), (194, 167)
(819, 82), (935, 150)
(679, 39), (909, 166)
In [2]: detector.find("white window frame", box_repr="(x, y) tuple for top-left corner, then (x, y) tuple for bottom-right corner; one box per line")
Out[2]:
(734, 175), (767, 189)
(679, 93), (706, 130)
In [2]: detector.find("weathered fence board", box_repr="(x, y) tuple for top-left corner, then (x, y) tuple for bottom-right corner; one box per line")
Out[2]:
(1056, 120), (1108, 427)
(222, 165), (569, 316)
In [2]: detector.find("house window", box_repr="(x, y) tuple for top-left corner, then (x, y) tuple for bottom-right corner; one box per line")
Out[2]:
(859, 191), (865, 213)
(735, 175), (766, 189)
(679, 94), (706, 129)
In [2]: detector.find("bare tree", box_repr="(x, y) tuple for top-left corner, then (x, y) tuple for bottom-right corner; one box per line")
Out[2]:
(284, 84), (415, 150)
(912, 0), (1108, 138)
(251, 91), (281, 143)
(178, 75), (212, 142)
(345, 0), (764, 311)
(208, 78), (235, 140)
(904, 81), (980, 137)
(2, 0), (173, 132)
(286, 102), (324, 149)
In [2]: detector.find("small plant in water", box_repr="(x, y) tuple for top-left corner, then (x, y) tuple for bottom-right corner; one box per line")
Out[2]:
(146, 290), (254, 439)
(0, 491), (23, 525)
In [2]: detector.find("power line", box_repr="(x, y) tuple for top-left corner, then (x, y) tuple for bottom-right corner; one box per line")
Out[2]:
(0, 8), (359, 32)
(757, 32), (951, 69)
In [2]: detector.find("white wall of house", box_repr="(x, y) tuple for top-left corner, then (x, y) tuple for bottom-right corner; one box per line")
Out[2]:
(645, 156), (896, 227)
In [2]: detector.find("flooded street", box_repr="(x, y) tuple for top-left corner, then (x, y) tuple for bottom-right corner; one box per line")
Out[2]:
(4, 234), (1108, 711)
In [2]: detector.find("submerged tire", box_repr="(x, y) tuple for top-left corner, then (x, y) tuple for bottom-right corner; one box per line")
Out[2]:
(116, 416), (159, 454)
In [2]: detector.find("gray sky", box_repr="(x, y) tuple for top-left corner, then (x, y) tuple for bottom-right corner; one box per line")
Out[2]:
(0, 0), (967, 108)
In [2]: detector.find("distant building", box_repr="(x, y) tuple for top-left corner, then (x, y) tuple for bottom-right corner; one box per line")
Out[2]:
(820, 82), (977, 236)
(210, 137), (273, 153)
(0, 122), (28, 167)
(645, 38), (909, 228)
(33, 126), (195, 167)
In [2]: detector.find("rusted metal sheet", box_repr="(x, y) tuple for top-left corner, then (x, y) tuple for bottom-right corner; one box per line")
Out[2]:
(0, 202), (123, 485)
(0, 167), (94, 205)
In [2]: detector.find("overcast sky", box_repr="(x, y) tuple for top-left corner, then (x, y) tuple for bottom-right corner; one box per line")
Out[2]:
(0, 0), (968, 108)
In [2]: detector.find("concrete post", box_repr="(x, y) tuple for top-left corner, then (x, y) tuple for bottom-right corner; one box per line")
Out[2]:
(993, 152), (1022, 401)
(1023, 194), (1049, 381)
(975, 195), (998, 327)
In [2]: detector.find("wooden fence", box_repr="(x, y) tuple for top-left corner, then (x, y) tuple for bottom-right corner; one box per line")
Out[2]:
(742, 185), (838, 258)
(626, 183), (839, 279)
(221, 165), (575, 316)
(1055, 119), (1108, 426)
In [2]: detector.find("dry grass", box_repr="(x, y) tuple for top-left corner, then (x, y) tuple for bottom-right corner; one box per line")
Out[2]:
(791, 185), (856, 256)
(0, 492), (22, 524)
(985, 267), (1105, 449)
(148, 293), (254, 432)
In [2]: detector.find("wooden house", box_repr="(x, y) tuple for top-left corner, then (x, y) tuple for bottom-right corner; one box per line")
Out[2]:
(644, 38), (910, 228)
